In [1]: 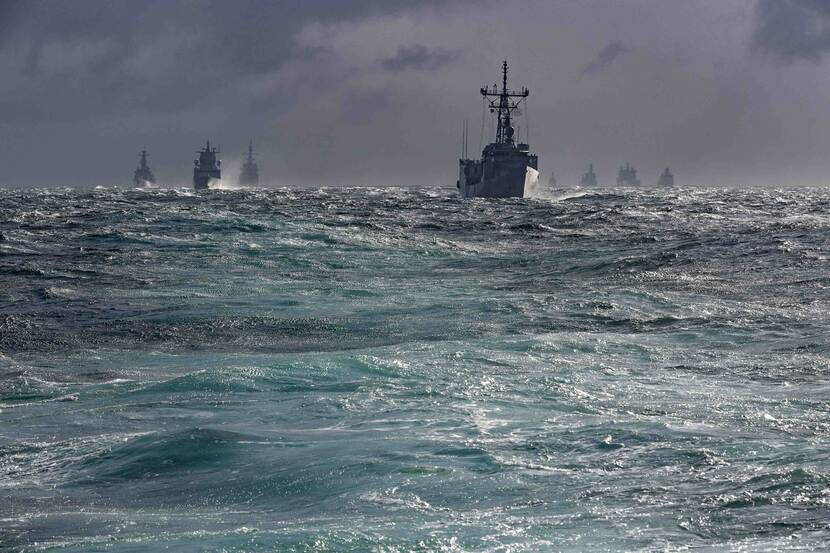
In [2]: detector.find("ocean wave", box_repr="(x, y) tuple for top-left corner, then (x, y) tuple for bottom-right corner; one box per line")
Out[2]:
(1, 186), (829, 551)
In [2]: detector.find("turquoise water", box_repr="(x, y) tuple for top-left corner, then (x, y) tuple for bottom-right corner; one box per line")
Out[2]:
(1, 187), (829, 551)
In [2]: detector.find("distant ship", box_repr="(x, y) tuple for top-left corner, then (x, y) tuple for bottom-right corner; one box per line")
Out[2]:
(616, 163), (640, 187)
(193, 140), (221, 190)
(239, 140), (259, 187)
(580, 163), (598, 187)
(133, 149), (156, 186)
(658, 167), (674, 187)
(458, 61), (538, 198)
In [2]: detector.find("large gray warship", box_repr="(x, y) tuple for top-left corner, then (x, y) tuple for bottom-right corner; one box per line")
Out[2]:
(580, 163), (598, 187)
(133, 149), (156, 186)
(238, 140), (259, 187)
(193, 140), (221, 190)
(457, 61), (538, 198)
(658, 167), (674, 187)
(617, 163), (640, 187)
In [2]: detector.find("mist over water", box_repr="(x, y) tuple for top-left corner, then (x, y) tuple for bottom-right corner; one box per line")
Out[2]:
(1, 186), (829, 551)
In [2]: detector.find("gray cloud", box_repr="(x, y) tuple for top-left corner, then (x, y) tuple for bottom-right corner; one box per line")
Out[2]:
(0, 0), (458, 123)
(340, 87), (394, 124)
(753, 0), (830, 62)
(380, 45), (461, 73)
(581, 41), (629, 76)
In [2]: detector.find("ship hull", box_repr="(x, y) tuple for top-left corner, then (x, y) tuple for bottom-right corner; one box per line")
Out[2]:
(133, 175), (155, 187)
(194, 170), (220, 190)
(616, 179), (640, 187)
(238, 169), (259, 187)
(458, 165), (532, 198)
(457, 145), (538, 199)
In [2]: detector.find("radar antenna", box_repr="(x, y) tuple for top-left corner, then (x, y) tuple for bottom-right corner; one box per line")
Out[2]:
(480, 60), (529, 145)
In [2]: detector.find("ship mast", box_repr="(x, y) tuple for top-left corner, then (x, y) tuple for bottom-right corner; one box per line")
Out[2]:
(481, 60), (529, 146)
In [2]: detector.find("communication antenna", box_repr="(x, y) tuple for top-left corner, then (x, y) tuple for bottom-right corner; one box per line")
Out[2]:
(479, 96), (486, 151)
(465, 119), (470, 158)
(462, 119), (466, 159)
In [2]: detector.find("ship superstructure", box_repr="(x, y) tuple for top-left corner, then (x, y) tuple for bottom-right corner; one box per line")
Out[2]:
(457, 61), (538, 198)
(658, 167), (674, 187)
(239, 140), (259, 187)
(193, 140), (221, 190)
(617, 163), (640, 187)
(580, 163), (598, 187)
(133, 149), (156, 186)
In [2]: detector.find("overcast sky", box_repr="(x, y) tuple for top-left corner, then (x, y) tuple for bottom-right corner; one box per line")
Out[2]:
(2, 0), (830, 188)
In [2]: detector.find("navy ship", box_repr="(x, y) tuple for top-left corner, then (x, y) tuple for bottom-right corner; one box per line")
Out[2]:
(458, 61), (538, 198)
(580, 163), (598, 187)
(193, 140), (221, 190)
(239, 140), (259, 187)
(133, 149), (156, 186)
(658, 167), (674, 187)
(616, 163), (640, 187)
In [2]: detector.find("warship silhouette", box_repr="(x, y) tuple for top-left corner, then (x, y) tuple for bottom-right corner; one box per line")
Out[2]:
(458, 61), (538, 198)
(239, 140), (259, 187)
(133, 149), (156, 186)
(580, 163), (598, 187)
(194, 140), (221, 190)
(617, 163), (640, 187)
(658, 167), (674, 187)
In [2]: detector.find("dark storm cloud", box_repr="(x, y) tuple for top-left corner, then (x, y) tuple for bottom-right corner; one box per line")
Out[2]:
(0, 0), (457, 122)
(581, 41), (629, 76)
(379, 44), (461, 73)
(753, 0), (830, 62)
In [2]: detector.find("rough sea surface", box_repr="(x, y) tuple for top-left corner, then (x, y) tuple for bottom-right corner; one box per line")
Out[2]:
(1, 186), (828, 552)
